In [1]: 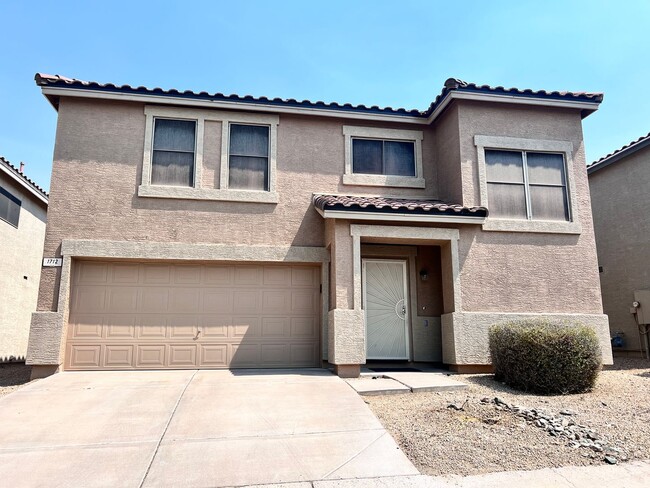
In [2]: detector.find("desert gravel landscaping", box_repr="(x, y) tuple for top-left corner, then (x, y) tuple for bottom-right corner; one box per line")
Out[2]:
(0, 363), (37, 398)
(366, 358), (650, 476)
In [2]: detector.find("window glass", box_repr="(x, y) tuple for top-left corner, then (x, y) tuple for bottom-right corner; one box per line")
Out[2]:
(0, 186), (21, 227)
(530, 185), (569, 221)
(151, 119), (196, 187)
(487, 183), (527, 220)
(485, 150), (524, 183)
(526, 152), (565, 185)
(352, 138), (415, 176)
(229, 124), (269, 191)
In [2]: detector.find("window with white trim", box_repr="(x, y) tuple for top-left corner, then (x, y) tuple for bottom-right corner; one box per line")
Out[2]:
(0, 186), (21, 227)
(342, 126), (425, 188)
(485, 149), (569, 221)
(151, 118), (196, 187)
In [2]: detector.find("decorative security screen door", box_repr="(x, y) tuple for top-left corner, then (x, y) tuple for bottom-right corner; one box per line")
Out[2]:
(362, 259), (409, 360)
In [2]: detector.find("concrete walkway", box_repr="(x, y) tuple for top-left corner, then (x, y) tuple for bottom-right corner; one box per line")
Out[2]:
(247, 460), (650, 487)
(0, 369), (417, 487)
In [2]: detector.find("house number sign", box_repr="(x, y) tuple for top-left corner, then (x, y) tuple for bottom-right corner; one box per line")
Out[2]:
(43, 257), (63, 267)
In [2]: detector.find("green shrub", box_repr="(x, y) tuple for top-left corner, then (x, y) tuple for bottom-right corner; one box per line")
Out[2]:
(488, 319), (602, 395)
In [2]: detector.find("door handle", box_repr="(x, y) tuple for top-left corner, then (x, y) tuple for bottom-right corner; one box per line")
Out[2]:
(193, 329), (202, 341)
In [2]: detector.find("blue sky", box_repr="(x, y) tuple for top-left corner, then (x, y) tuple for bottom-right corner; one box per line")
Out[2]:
(1, 0), (649, 192)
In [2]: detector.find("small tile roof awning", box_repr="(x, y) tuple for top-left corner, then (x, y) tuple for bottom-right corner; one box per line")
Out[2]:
(313, 194), (487, 223)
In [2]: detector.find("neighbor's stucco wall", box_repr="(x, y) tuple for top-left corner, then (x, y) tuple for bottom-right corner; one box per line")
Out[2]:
(589, 145), (650, 352)
(0, 175), (47, 361)
(36, 97), (440, 313)
(453, 101), (603, 316)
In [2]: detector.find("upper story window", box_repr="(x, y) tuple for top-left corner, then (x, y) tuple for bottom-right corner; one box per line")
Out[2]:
(0, 186), (21, 227)
(475, 135), (580, 234)
(151, 118), (196, 187)
(228, 124), (270, 191)
(352, 139), (415, 177)
(343, 126), (425, 188)
(485, 149), (568, 221)
(139, 106), (279, 203)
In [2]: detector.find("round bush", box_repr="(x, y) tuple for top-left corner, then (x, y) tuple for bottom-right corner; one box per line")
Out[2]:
(488, 319), (602, 395)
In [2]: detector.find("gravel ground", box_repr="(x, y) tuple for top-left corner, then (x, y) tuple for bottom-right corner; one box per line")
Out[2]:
(366, 358), (650, 476)
(0, 363), (37, 398)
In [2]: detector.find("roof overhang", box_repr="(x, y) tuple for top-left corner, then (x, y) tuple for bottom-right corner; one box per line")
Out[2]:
(0, 162), (48, 205)
(588, 134), (650, 174)
(315, 206), (486, 224)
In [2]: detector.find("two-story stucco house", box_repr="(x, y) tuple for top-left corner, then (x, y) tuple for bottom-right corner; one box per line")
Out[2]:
(588, 132), (650, 358)
(26, 73), (613, 379)
(1, 157), (48, 362)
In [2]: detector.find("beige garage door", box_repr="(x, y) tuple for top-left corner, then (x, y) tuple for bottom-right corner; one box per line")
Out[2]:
(65, 261), (321, 370)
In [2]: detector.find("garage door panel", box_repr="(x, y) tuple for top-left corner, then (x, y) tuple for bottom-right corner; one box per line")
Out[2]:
(174, 265), (202, 284)
(136, 316), (168, 339)
(136, 345), (166, 368)
(104, 345), (134, 368)
(200, 316), (230, 338)
(105, 316), (136, 339)
(112, 263), (140, 284)
(231, 317), (260, 338)
(202, 290), (233, 313)
(230, 344), (261, 367)
(200, 344), (228, 367)
(234, 266), (262, 285)
(261, 317), (290, 338)
(71, 315), (105, 339)
(169, 345), (198, 367)
(67, 262), (321, 370)
(143, 265), (171, 284)
(263, 290), (291, 313)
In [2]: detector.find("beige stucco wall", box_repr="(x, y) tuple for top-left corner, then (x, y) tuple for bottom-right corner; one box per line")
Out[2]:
(589, 145), (650, 353)
(455, 102), (604, 315)
(0, 175), (47, 361)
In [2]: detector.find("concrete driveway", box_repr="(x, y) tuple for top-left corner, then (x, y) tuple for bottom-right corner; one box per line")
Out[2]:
(0, 369), (418, 487)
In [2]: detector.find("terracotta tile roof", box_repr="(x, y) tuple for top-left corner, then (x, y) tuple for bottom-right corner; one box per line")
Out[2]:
(0, 156), (49, 200)
(588, 132), (650, 174)
(34, 73), (602, 119)
(313, 194), (487, 218)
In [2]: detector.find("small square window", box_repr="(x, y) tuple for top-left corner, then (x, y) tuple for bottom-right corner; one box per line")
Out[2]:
(0, 186), (21, 227)
(151, 118), (196, 187)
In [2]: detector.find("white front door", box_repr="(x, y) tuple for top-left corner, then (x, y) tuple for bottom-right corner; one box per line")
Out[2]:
(362, 259), (409, 360)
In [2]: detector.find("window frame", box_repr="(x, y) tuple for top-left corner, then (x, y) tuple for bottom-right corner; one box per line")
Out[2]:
(223, 122), (272, 192)
(150, 116), (198, 188)
(0, 186), (21, 228)
(475, 135), (581, 234)
(139, 106), (279, 203)
(342, 126), (425, 188)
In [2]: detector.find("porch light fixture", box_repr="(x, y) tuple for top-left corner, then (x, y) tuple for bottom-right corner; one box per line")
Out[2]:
(419, 269), (428, 281)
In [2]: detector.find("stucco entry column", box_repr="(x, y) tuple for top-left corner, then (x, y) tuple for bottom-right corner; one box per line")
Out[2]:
(326, 221), (365, 378)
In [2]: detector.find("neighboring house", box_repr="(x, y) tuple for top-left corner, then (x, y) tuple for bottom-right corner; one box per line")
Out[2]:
(0, 157), (48, 362)
(26, 73), (613, 379)
(588, 133), (650, 357)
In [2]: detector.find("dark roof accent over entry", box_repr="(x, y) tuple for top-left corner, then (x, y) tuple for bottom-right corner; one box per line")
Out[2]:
(35, 73), (602, 120)
(313, 194), (487, 222)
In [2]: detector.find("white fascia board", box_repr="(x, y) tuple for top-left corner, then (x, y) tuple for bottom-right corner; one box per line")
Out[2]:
(317, 207), (485, 224)
(41, 87), (427, 125)
(0, 163), (48, 204)
(425, 91), (600, 123)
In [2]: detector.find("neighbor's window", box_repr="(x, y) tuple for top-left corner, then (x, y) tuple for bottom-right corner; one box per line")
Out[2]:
(151, 118), (196, 187)
(229, 123), (270, 191)
(485, 149), (569, 221)
(0, 186), (21, 227)
(352, 138), (416, 177)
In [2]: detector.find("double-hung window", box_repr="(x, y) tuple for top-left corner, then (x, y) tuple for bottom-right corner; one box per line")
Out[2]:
(485, 149), (569, 221)
(0, 186), (21, 227)
(342, 126), (424, 188)
(151, 118), (196, 187)
(228, 124), (270, 191)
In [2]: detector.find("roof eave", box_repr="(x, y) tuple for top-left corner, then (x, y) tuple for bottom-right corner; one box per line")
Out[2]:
(315, 207), (486, 224)
(588, 135), (650, 174)
(0, 163), (49, 204)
